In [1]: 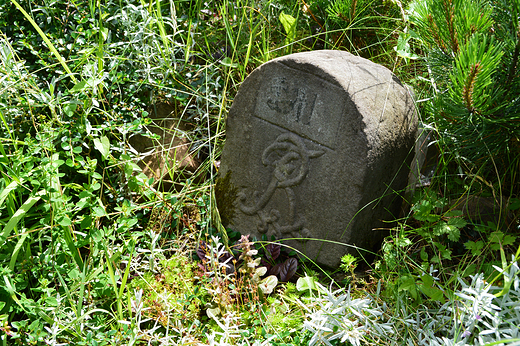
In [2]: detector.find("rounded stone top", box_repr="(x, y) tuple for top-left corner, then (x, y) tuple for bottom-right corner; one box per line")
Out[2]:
(258, 50), (400, 93)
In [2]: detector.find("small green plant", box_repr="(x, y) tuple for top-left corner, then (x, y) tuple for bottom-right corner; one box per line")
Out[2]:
(340, 253), (358, 276)
(130, 255), (204, 327)
(196, 236), (281, 319)
(411, 192), (467, 243)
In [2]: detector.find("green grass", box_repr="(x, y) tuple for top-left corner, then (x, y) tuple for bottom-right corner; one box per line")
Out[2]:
(0, 0), (519, 345)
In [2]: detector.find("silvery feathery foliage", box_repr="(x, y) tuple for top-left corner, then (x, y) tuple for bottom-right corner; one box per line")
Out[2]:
(302, 284), (394, 346)
(421, 259), (520, 346)
(107, 3), (182, 79)
(203, 235), (234, 278)
(205, 312), (244, 345)
(302, 260), (520, 346)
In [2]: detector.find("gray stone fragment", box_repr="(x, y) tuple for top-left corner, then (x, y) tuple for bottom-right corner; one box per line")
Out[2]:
(216, 50), (418, 268)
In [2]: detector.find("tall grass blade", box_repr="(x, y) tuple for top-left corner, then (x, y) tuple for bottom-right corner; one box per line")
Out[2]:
(9, 231), (28, 272)
(0, 190), (44, 244)
(63, 225), (84, 269)
(3, 275), (26, 313)
(105, 250), (123, 322)
(10, 0), (77, 83)
(0, 179), (23, 208)
(55, 269), (77, 316)
(118, 238), (135, 300)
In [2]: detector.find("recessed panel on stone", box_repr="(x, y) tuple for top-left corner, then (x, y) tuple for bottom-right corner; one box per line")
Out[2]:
(254, 73), (344, 149)
(216, 50), (418, 268)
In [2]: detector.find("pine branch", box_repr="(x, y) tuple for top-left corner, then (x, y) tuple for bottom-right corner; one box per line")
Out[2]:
(439, 110), (458, 123)
(462, 63), (481, 112)
(350, 0), (358, 21)
(443, 0), (459, 53)
(427, 14), (447, 52)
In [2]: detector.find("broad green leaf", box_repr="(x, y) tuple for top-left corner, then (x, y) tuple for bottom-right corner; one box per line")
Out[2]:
(420, 274), (433, 288)
(433, 242), (452, 260)
(58, 215), (72, 227)
(489, 231), (504, 243)
(503, 235), (516, 246)
(394, 31), (420, 60)
(420, 247), (428, 261)
(464, 240), (484, 256)
(433, 221), (461, 241)
(395, 236), (412, 247)
(93, 206), (107, 217)
(508, 198), (520, 210)
(63, 102), (78, 117)
(448, 217), (467, 229)
(220, 57), (238, 68)
(91, 182), (101, 191)
(398, 275), (415, 291)
(433, 222), (450, 236)
(398, 275), (417, 299)
(93, 136), (110, 160)
(71, 80), (87, 92)
(419, 284), (445, 302)
(80, 216), (92, 230)
(279, 12), (297, 44)
(124, 162), (141, 177)
(45, 296), (58, 307)
(296, 275), (318, 292)
(65, 158), (74, 167)
(412, 199), (439, 222)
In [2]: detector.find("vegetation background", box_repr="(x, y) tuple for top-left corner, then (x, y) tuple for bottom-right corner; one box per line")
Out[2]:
(0, 0), (519, 345)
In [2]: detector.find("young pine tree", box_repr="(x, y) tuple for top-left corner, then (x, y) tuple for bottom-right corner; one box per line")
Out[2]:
(409, 0), (520, 194)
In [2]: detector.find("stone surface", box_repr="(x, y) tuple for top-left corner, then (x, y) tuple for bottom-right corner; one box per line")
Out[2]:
(216, 50), (418, 267)
(129, 102), (200, 191)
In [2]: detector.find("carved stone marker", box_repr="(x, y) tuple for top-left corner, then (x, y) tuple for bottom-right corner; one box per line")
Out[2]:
(216, 50), (418, 267)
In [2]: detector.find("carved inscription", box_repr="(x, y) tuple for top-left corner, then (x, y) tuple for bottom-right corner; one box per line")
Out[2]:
(255, 75), (343, 149)
(266, 77), (315, 125)
(237, 133), (324, 239)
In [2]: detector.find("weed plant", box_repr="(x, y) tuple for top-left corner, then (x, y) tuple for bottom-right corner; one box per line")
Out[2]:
(1, 0), (519, 345)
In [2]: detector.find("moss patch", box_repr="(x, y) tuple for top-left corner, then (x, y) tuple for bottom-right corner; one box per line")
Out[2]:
(215, 170), (238, 227)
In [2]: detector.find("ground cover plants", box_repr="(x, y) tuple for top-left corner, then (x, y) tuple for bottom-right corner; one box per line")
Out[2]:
(0, 0), (519, 345)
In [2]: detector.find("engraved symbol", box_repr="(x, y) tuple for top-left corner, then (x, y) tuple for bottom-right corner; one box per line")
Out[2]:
(266, 77), (316, 126)
(238, 133), (324, 239)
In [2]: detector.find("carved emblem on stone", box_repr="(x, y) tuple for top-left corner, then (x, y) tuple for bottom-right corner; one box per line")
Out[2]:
(237, 132), (324, 239)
